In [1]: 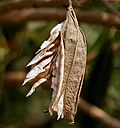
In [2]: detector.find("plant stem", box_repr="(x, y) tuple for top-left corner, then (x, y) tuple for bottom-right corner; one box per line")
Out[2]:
(69, 0), (72, 6)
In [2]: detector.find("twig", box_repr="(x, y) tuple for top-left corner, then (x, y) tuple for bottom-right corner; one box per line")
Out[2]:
(69, 0), (72, 6)
(0, 8), (120, 27)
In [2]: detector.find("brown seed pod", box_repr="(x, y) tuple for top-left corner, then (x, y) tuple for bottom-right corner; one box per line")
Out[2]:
(23, 1), (87, 124)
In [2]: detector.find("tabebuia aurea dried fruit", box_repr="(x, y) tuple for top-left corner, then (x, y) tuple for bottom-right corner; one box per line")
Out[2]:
(23, 3), (87, 124)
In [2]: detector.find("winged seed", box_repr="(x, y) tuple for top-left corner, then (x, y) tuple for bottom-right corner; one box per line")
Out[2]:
(26, 78), (47, 97)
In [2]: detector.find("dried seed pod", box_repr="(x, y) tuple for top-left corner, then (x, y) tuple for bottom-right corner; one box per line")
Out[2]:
(23, 2), (87, 124)
(62, 6), (86, 124)
(49, 6), (87, 124)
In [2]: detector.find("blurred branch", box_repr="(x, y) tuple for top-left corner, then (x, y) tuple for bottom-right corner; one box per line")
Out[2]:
(0, 0), (119, 15)
(2, 115), (53, 128)
(88, 42), (120, 62)
(105, 0), (120, 3)
(0, 0), (120, 26)
(3, 43), (120, 86)
(112, 42), (120, 51)
(4, 71), (26, 88)
(79, 99), (120, 128)
(0, 0), (93, 14)
(2, 42), (120, 127)
(0, 8), (120, 27)
(4, 71), (51, 89)
(3, 43), (120, 88)
(2, 98), (120, 128)
(101, 0), (120, 16)
(87, 51), (98, 62)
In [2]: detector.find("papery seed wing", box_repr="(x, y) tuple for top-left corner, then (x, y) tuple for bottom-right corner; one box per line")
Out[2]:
(27, 23), (63, 67)
(23, 56), (53, 85)
(23, 21), (64, 97)
(27, 51), (53, 67)
(49, 53), (60, 115)
(35, 41), (50, 54)
(49, 31), (65, 120)
(26, 78), (47, 97)
(50, 23), (63, 35)
(35, 22), (63, 54)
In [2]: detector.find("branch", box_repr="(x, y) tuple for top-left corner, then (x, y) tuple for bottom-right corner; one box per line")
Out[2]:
(2, 98), (120, 128)
(87, 42), (120, 62)
(101, 0), (120, 16)
(0, 0), (92, 14)
(112, 42), (120, 51)
(3, 43), (120, 87)
(4, 71), (51, 89)
(105, 0), (120, 3)
(1, 115), (53, 128)
(79, 99), (120, 128)
(0, 0), (120, 15)
(0, 8), (120, 27)
(2, 41), (120, 127)
(3, 43), (120, 88)
(4, 71), (26, 88)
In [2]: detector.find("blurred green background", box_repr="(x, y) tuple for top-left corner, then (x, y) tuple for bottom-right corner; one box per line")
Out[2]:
(0, 0), (120, 128)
